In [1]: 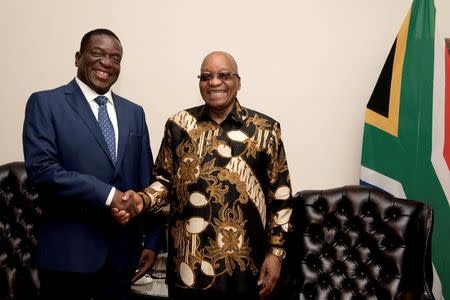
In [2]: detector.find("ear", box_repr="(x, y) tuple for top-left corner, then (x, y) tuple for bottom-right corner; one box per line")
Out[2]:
(237, 78), (241, 90)
(75, 52), (80, 67)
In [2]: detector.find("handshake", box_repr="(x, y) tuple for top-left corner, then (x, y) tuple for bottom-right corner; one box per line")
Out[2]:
(110, 189), (144, 224)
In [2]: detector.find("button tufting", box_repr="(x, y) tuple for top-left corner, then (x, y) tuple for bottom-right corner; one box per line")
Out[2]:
(312, 198), (329, 215)
(317, 273), (331, 287)
(305, 253), (323, 270)
(0, 162), (41, 299)
(329, 289), (341, 300)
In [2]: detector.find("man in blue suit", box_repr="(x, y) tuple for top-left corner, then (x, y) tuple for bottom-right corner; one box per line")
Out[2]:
(22, 28), (161, 300)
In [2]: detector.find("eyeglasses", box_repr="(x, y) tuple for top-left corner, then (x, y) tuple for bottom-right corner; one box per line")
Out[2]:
(197, 72), (240, 82)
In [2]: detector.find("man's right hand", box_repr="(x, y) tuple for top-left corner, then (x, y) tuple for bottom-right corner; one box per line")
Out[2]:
(111, 190), (144, 224)
(110, 190), (142, 224)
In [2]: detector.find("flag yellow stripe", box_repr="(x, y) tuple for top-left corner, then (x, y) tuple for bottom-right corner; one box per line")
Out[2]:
(365, 7), (411, 137)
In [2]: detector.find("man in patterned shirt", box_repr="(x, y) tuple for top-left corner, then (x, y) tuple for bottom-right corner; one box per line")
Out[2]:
(119, 51), (293, 299)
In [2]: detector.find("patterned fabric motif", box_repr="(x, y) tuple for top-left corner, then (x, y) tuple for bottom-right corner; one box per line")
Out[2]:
(140, 100), (292, 294)
(95, 96), (116, 165)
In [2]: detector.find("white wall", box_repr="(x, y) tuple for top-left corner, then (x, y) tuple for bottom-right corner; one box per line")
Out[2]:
(1, 0), (450, 193)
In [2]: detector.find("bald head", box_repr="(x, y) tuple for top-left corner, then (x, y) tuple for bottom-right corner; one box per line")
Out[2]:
(201, 51), (238, 74)
(198, 51), (241, 124)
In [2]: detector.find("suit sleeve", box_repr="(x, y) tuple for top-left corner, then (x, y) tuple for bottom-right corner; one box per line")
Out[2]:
(22, 92), (111, 208)
(142, 213), (164, 251)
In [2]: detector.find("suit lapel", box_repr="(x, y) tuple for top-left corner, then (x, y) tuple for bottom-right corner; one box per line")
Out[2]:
(64, 80), (115, 166)
(113, 93), (129, 171)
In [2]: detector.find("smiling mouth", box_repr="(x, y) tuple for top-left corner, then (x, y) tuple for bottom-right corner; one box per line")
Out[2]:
(208, 90), (226, 95)
(94, 70), (111, 80)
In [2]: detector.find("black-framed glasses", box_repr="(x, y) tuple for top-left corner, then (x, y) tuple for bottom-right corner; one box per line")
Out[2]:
(197, 72), (240, 82)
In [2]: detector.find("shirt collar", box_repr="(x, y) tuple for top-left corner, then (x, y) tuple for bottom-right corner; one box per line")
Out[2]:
(198, 99), (244, 125)
(75, 77), (114, 105)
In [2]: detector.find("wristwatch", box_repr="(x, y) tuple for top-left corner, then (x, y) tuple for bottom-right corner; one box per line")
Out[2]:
(269, 247), (286, 260)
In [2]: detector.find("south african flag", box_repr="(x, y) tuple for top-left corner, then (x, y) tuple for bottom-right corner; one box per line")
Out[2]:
(360, 0), (450, 298)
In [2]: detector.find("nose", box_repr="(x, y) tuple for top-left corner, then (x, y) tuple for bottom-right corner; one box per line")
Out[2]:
(99, 56), (113, 67)
(208, 75), (222, 86)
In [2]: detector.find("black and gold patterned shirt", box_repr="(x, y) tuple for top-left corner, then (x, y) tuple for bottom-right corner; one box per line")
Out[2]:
(140, 100), (292, 294)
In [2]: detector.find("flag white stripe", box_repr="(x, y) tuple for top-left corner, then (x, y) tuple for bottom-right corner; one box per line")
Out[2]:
(360, 166), (406, 198)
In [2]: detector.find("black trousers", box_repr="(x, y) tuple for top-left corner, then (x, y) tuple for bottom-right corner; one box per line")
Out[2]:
(169, 286), (259, 300)
(38, 262), (132, 300)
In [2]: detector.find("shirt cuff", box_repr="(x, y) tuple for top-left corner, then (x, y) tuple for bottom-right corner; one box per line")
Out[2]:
(105, 187), (116, 206)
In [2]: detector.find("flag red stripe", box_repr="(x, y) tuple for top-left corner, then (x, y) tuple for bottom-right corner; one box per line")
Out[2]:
(444, 46), (450, 169)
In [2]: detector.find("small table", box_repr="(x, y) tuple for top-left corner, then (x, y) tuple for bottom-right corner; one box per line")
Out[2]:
(130, 278), (169, 300)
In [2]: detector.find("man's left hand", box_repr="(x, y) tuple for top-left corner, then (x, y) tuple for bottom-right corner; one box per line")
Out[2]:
(257, 254), (281, 298)
(132, 249), (157, 283)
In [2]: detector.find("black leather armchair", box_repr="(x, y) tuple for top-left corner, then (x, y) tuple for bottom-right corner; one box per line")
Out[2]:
(291, 185), (434, 300)
(0, 162), (41, 300)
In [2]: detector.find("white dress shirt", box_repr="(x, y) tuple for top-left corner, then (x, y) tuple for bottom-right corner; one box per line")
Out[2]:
(75, 77), (117, 206)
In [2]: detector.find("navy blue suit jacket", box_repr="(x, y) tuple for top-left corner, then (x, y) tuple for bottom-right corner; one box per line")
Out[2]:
(23, 79), (161, 273)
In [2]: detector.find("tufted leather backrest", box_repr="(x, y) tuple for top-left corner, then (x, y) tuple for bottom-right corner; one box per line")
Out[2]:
(0, 162), (41, 300)
(291, 185), (434, 300)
